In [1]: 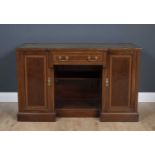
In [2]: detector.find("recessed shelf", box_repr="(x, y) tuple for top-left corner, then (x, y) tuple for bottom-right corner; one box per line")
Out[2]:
(54, 65), (102, 117)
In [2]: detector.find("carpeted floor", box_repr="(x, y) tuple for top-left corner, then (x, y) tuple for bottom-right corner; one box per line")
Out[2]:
(0, 102), (154, 131)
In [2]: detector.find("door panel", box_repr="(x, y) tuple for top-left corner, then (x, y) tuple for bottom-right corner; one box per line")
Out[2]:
(19, 51), (50, 112)
(107, 51), (133, 112)
(25, 55), (47, 108)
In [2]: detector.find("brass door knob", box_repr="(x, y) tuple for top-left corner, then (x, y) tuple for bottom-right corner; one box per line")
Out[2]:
(48, 77), (51, 86)
(105, 78), (109, 87)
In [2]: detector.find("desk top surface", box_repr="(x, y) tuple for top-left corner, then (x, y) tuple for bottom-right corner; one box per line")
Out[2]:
(17, 43), (141, 49)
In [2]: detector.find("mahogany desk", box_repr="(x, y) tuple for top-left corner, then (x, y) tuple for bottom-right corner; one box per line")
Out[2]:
(16, 43), (141, 122)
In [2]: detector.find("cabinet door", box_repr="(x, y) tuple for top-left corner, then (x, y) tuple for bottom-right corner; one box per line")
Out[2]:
(17, 50), (51, 112)
(105, 50), (136, 112)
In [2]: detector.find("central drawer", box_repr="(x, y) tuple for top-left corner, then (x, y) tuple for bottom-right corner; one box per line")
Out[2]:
(52, 50), (106, 65)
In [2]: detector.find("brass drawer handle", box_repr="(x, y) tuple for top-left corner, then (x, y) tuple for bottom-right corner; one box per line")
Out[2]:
(88, 56), (98, 61)
(58, 56), (69, 61)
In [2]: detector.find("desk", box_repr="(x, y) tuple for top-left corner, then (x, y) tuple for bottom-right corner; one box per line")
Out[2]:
(16, 43), (141, 122)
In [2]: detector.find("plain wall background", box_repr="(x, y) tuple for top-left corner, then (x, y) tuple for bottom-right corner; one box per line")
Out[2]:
(0, 24), (155, 92)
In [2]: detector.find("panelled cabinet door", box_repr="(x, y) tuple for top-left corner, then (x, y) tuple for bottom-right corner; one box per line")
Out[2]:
(17, 50), (51, 112)
(105, 50), (137, 112)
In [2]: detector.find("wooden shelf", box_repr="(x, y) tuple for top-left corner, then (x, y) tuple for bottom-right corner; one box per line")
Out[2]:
(55, 77), (100, 81)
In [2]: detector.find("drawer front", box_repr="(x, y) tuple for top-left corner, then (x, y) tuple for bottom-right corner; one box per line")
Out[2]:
(52, 51), (106, 65)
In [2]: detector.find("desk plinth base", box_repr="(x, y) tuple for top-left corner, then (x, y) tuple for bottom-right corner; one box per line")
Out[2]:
(100, 113), (139, 122)
(17, 112), (56, 122)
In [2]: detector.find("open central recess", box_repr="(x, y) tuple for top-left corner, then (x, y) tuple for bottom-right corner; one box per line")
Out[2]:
(54, 65), (102, 117)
